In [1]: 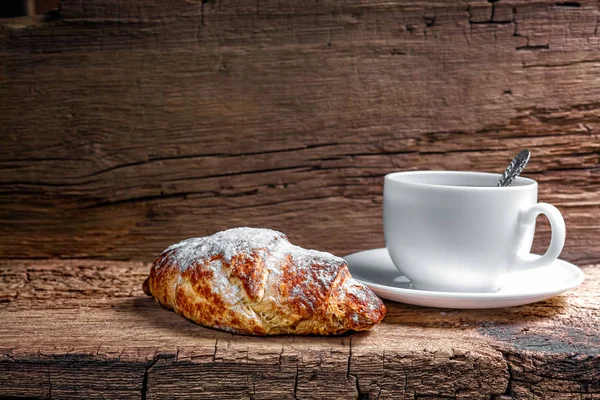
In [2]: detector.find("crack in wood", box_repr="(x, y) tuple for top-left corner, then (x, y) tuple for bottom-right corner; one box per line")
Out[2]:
(523, 59), (600, 69)
(516, 44), (550, 51)
(346, 337), (353, 382)
(74, 146), (332, 181)
(278, 344), (284, 371)
(200, 0), (206, 27)
(162, 166), (312, 185)
(293, 360), (299, 400)
(46, 365), (52, 399)
(213, 339), (218, 363)
(403, 362), (410, 398)
(470, 20), (513, 25)
(141, 358), (158, 400)
(555, 1), (581, 7)
(467, 2), (514, 26)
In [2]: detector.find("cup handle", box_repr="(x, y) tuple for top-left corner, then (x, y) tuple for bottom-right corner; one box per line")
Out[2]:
(514, 203), (566, 270)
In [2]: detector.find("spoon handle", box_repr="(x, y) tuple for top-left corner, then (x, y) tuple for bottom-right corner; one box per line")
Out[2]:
(497, 149), (531, 187)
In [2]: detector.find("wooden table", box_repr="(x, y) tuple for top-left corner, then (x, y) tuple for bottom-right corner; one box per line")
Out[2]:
(1, 259), (598, 399)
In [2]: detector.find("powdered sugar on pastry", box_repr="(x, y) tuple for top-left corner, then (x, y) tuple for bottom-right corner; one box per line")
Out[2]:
(145, 227), (386, 335)
(162, 228), (287, 270)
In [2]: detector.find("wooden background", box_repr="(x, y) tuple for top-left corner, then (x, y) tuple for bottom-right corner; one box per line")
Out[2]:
(1, 0), (599, 263)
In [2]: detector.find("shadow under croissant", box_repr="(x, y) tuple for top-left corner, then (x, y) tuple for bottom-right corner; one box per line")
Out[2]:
(113, 296), (233, 339)
(115, 296), (364, 340)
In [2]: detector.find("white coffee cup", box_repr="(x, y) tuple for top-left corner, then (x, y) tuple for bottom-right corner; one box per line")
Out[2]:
(383, 171), (566, 293)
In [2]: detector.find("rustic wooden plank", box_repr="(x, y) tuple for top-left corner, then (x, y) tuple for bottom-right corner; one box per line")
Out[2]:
(1, 0), (599, 262)
(0, 259), (598, 399)
(0, 358), (146, 400)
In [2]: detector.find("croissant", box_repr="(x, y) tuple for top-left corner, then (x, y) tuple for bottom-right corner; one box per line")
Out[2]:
(143, 227), (386, 335)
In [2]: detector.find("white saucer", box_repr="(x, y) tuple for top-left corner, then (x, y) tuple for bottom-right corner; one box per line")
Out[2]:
(344, 248), (585, 309)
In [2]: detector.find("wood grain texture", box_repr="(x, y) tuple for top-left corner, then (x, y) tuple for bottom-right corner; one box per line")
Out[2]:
(0, 259), (598, 399)
(1, 0), (599, 262)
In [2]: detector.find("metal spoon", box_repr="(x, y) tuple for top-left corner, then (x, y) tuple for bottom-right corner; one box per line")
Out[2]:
(497, 149), (530, 187)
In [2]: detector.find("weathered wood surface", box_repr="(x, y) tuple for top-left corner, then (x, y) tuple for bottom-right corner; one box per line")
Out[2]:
(0, 259), (598, 399)
(1, 0), (599, 262)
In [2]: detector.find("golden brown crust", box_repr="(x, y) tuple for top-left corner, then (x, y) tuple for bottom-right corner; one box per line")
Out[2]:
(144, 228), (386, 335)
(230, 252), (267, 303)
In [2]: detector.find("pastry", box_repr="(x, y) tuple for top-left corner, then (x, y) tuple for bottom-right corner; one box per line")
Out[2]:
(143, 227), (386, 335)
